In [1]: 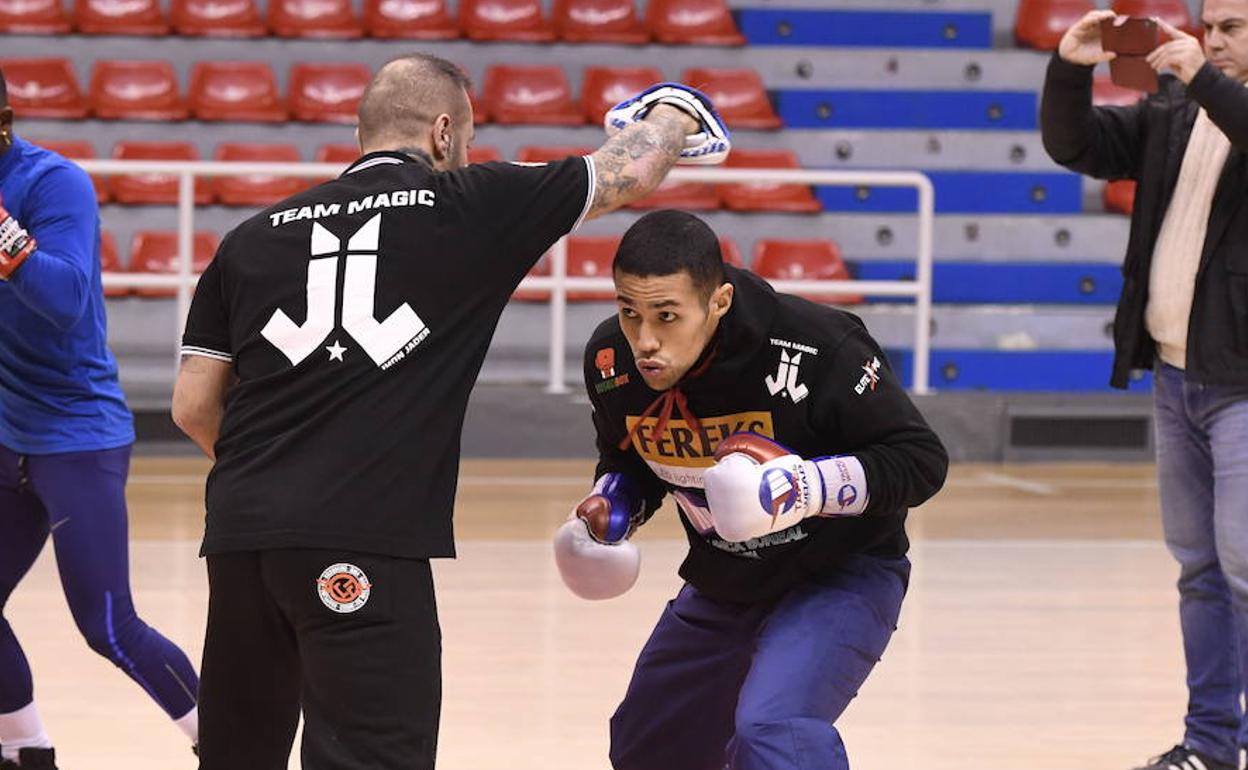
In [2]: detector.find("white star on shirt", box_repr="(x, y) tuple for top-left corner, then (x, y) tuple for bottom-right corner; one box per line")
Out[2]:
(326, 340), (347, 362)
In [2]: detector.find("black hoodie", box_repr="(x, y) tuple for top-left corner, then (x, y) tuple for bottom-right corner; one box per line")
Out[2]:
(583, 266), (948, 602)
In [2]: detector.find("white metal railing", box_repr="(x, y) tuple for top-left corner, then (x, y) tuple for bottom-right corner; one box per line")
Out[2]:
(77, 160), (934, 395)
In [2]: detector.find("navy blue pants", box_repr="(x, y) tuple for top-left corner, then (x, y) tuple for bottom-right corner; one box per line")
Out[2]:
(610, 554), (909, 770)
(0, 444), (199, 720)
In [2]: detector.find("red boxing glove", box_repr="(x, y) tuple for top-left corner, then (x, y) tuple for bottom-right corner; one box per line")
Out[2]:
(573, 472), (642, 544)
(553, 473), (645, 600)
(0, 195), (36, 280)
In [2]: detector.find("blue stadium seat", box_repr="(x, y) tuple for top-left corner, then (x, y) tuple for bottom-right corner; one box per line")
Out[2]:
(776, 89), (1038, 130)
(855, 262), (1123, 304)
(885, 350), (1152, 392)
(737, 8), (992, 48)
(815, 171), (1083, 214)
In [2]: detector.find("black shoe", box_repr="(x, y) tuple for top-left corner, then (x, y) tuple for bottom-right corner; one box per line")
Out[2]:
(16, 748), (56, 770)
(1134, 745), (1236, 770)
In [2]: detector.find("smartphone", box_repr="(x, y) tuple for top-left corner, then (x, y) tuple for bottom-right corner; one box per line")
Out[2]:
(1109, 56), (1160, 93)
(1101, 17), (1160, 93)
(1100, 16), (1159, 55)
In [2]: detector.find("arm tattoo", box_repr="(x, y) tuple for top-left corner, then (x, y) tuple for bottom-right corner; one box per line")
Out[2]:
(587, 109), (689, 219)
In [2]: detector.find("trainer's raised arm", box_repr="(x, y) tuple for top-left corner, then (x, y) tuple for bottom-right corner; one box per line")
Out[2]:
(585, 83), (731, 220)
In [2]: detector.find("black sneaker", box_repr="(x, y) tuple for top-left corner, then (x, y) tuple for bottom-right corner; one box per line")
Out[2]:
(1134, 745), (1236, 770)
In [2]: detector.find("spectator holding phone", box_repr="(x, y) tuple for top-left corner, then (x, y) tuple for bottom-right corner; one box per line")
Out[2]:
(1041, 4), (1248, 770)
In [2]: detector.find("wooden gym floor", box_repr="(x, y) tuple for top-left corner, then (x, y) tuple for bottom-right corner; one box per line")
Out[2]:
(5, 458), (1193, 770)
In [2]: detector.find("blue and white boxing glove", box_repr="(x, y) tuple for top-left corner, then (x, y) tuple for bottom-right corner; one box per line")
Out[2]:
(604, 82), (731, 165)
(553, 473), (644, 600)
(703, 433), (870, 543)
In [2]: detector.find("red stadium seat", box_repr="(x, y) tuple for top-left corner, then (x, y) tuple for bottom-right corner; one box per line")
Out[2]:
(752, 240), (861, 304)
(468, 145), (502, 163)
(581, 66), (662, 124)
(1104, 179), (1136, 214)
(289, 63), (370, 123)
(1015, 0), (1094, 51)
(468, 87), (487, 125)
(649, 0), (743, 45)
(190, 62), (286, 122)
(629, 177), (719, 210)
(363, 0), (457, 38)
(0, 0), (68, 33)
(213, 143), (304, 206)
(482, 65), (583, 125)
(1092, 73), (1145, 106)
(460, 0), (553, 40)
(566, 237), (618, 301)
(109, 142), (213, 205)
(170, 0), (265, 36)
(1112, 0), (1196, 35)
(554, 0), (646, 43)
(98, 231), (128, 297)
(679, 68), (780, 129)
(89, 60), (187, 121)
(30, 139), (108, 202)
(719, 148), (820, 213)
(128, 230), (219, 298)
(75, 0), (167, 35)
(0, 58), (87, 119)
(269, 0), (361, 38)
(515, 145), (595, 163)
(718, 237), (743, 268)
(311, 143), (357, 185)
(100, 231), (120, 269)
(315, 143), (358, 165)
(32, 138), (94, 158)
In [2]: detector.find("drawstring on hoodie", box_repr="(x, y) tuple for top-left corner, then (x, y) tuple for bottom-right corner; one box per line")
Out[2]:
(619, 346), (718, 451)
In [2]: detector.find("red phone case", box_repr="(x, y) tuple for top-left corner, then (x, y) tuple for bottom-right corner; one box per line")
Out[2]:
(1110, 56), (1160, 93)
(1101, 17), (1160, 93)
(1101, 17), (1159, 55)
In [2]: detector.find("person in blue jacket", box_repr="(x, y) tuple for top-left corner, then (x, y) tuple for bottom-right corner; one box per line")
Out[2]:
(0, 70), (200, 770)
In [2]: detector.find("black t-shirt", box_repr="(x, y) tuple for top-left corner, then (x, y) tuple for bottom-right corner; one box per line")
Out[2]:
(182, 152), (593, 558)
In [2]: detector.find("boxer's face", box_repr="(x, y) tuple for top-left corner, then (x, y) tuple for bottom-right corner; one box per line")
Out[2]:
(1204, 0), (1248, 82)
(614, 269), (733, 391)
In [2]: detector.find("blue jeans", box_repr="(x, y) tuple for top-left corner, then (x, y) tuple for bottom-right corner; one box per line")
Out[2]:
(1154, 363), (1248, 766)
(609, 554), (909, 770)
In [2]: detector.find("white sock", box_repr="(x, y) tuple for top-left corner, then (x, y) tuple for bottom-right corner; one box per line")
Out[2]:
(174, 706), (198, 744)
(0, 702), (53, 761)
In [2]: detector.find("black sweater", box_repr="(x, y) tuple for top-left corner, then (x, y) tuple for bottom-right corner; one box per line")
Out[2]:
(583, 266), (948, 602)
(1041, 54), (1248, 388)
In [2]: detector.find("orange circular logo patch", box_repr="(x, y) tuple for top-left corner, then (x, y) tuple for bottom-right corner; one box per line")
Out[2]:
(316, 563), (372, 613)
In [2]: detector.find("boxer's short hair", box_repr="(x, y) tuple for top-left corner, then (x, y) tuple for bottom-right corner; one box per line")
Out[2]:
(613, 210), (726, 299)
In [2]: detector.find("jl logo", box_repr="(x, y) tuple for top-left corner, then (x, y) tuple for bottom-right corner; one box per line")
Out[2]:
(765, 350), (809, 404)
(262, 213), (429, 368)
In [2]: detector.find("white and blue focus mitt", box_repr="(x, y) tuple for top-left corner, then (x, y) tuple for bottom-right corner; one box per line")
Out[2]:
(604, 82), (731, 165)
